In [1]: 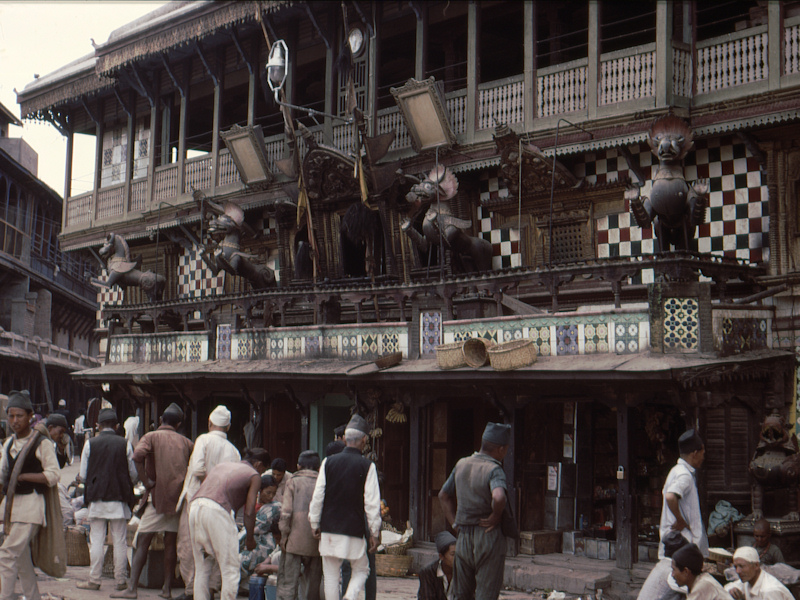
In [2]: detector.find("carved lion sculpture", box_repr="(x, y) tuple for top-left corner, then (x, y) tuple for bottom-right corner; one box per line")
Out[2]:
(625, 115), (709, 252)
(749, 411), (800, 521)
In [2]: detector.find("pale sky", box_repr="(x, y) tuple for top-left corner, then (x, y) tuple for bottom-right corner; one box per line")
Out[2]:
(0, 1), (168, 197)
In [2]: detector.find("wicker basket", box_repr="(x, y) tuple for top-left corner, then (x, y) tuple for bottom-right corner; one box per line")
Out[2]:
(375, 553), (413, 577)
(384, 538), (413, 556)
(435, 342), (467, 369)
(65, 527), (90, 566)
(103, 546), (132, 578)
(487, 339), (536, 371)
(463, 338), (494, 368)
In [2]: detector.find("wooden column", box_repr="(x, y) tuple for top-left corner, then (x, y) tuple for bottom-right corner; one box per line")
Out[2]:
(93, 100), (105, 224)
(524, 1), (536, 131)
(63, 123), (73, 203)
(146, 93), (160, 211)
(408, 399), (422, 535)
(211, 63), (222, 193)
(505, 408), (518, 556)
(655, 1), (674, 108)
(415, 3), (428, 80)
(177, 90), (188, 195)
(324, 6), (335, 143)
(466, 1), (479, 144)
(615, 402), (633, 569)
(587, 1), (600, 120)
(367, 4), (380, 136)
(124, 92), (135, 216)
(768, 1), (783, 91)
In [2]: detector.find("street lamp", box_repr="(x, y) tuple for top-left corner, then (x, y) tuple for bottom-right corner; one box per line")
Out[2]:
(219, 124), (273, 186)
(390, 77), (455, 153)
(266, 39), (352, 123)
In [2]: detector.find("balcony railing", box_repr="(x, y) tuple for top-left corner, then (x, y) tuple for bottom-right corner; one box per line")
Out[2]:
(785, 16), (800, 76)
(673, 43), (693, 97)
(478, 75), (524, 129)
(218, 149), (240, 186)
(537, 58), (588, 118)
(95, 184), (124, 221)
(129, 178), (147, 212)
(184, 154), (213, 193)
(696, 26), (768, 95)
(599, 44), (656, 105)
(154, 163), (179, 202)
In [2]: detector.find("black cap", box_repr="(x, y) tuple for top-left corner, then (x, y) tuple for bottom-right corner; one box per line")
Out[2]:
(163, 402), (184, 420)
(97, 408), (118, 424)
(678, 429), (704, 455)
(482, 422), (511, 446)
(346, 414), (370, 436)
(662, 531), (689, 558)
(7, 390), (33, 412)
(46, 413), (69, 429)
(435, 531), (457, 554)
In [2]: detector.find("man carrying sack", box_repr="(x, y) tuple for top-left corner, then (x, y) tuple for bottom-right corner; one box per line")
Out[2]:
(0, 389), (65, 600)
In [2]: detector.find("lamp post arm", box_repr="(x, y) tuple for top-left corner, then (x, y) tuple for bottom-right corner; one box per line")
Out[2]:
(272, 94), (353, 125)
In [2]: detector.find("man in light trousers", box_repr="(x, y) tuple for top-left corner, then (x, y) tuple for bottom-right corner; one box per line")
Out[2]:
(77, 408), (137, 591)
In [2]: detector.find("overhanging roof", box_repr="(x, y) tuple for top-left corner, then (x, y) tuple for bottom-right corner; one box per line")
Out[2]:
(72, 349), (794, 389)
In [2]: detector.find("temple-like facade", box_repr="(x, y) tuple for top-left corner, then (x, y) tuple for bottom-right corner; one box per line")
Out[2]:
(15, 0), (800, 577)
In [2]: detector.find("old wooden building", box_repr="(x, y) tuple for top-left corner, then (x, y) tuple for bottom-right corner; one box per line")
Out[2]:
(16, 0), (800, 570)
(0, 100), (100, 420)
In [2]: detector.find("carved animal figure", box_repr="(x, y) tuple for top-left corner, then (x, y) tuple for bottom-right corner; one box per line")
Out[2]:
(197, 194), (276, 290)
(98, 232), (166, 301)
(401, 165), (493, 273)
(626, 115), (709, 252)
(749, 411), (800, 521)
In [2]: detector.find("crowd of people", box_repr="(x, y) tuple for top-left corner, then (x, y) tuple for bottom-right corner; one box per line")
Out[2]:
(0, 389), (520, 600)
(638, 429), (797, 600)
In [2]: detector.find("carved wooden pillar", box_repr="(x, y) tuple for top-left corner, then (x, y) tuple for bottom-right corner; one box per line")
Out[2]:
(275, 205), (295, 287)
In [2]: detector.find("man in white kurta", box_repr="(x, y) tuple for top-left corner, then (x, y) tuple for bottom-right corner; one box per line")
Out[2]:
(308, 414), (381, 600)
(0, 390), (61, 600)
(659, 429), (708, 558)
(176, 405), (240, 600)
(725, 546), (794, 600)
(124, 413), (140, 449)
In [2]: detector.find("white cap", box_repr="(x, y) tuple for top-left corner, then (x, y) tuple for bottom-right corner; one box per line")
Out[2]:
(58, 399), (67, 407)
(209, 405), (231, 427)
(733, 547), (760, 563)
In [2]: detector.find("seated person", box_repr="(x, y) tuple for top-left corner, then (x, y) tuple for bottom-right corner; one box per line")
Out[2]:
(418, 532), (456, 600)
(240, 474), (280, 576)
(672, 543), (733, 600)
(637, 531), (690, 600)
(725, 547), (793, 600)
(753, 519), (784, 566)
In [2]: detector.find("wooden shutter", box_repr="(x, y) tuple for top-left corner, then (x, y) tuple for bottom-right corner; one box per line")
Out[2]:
(703, 402), (754, 508)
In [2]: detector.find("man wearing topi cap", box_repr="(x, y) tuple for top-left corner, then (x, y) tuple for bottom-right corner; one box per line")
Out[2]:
(659, 429), (708, 559)
(309, 413), (381, 600)
(417, 531), (456, 600)
(113, 403), (193, 599)
(439, 422), (511, 600)
(77, 408), (137, 591)
(724, 546), (793, 600)
(0, 390), (61, 600)
(175, 405), (240, 600)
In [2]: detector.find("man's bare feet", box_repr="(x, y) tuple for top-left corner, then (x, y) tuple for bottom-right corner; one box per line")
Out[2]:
(110, 588), (137, 599)
(158, 590), (172, 599)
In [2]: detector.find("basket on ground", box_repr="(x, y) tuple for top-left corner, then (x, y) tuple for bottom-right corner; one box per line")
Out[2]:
(487, 339), (536, 371)
(375, 553), (413, 577)
(65, 526), (90, 566)
(435, 342), (467, 369)
(384, 538), (413, 555)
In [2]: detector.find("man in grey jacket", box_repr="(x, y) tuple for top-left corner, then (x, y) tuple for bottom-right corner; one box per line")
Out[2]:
(277, 450), (322, 600)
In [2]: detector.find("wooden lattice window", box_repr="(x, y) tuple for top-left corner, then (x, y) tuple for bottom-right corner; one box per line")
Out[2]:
(550, 221), (587, 264)
(703, 402), (755, 508)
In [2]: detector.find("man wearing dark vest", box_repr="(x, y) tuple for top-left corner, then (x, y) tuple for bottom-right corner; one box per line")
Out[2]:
(439, 422), (510, 600)
(113, 402), (193, 600)
(0, 390), (61, 600)
(77, 408), (137, 591)
(189, 447), (270, 600)
(308, 414), (381, 600)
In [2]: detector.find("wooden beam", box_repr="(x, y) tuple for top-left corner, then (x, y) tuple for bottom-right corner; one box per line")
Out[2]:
(304, 4), (330, 50)
(130, 64), (157, 107)
(160, 55), (187, 98)
(195, 42), (219, 88)
(81, 97), (100, 126)
(229, 29), (254, 75)
(113, 88), (133, 118)
(615, 402), (633, 569)
(501, 293), (545, 315)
